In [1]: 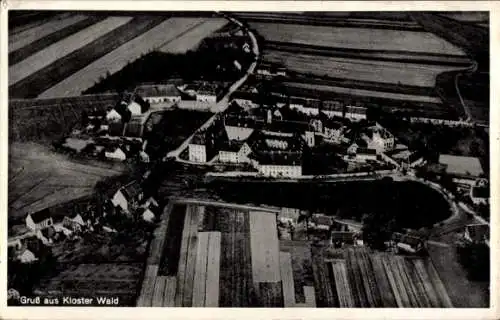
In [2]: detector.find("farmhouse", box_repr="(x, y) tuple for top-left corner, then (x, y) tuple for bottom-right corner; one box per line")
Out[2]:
(438, 154), (484, 179)
(464, 224), (489, 247)
(111, 180), (144, 214)
(361, 122), (395, 153)
(26, 209), (53, 232)
(391, 232), (426, 254)
(135, 84), (182, 103)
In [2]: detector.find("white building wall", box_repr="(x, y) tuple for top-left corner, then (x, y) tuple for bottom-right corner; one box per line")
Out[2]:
(145, 96), (181, 104)
(111, 190), (128, 212)
(196, 94), (217, 103)
(188, 144), (207, 162)
(259, 165), (302, 177)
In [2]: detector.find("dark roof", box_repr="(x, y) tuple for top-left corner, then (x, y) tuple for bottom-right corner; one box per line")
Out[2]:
(135, 84), (182, 97)
(219, 139), (244, 152)
(263, 120), (310, 135)
(250, 151), (302, 166)
(323, 118), (343, 130)
(120, 181), (142, 200)
(248, 130), (305, 153)
(466, 224), (489, 242)
(28, 209), (52, 223)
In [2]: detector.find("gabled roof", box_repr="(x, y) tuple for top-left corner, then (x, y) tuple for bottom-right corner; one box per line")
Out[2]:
(250, 151), (302, 166)
(135, 84), (182, 97)
(466, 224), (489, 242)
(191, 130), (207, 145)
(28, 209), (52, 224)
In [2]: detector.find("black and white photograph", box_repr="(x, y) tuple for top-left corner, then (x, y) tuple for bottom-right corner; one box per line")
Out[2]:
(4, 3), (494, 314)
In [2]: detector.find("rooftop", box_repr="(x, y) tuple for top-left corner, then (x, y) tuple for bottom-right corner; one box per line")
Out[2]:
(249, 151), (302, 166)
(135, 84), (182, 97)
(28, 208), (52, 224)
(120, 180), (142, 201)
(438, 154), (484, 177)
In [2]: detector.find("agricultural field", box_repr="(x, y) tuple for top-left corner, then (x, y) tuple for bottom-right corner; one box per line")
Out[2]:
(137, 200), (284, 307)
(251, 22), (466, 55)
(310, 246), (453, 307)
(9, 93), (119, 142)
(263, 50), (466, 87)
(9, 17), (133, 86)
(40, 17), (217, 98)
(8, 14), (88, 53)
(35, 263), (143, 306)
(8, 142), (125, 222)
(159, 18), (228, 54)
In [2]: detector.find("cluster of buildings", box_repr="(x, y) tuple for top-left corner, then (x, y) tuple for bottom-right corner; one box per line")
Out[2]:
(187, 98), (403, 177)
(8, 180), (159, 265)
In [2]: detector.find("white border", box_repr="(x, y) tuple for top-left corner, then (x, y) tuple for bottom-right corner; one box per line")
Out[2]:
(1, 1), (498, 319)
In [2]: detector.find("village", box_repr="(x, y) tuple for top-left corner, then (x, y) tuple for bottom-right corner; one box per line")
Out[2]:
(7, 10), (490, 309)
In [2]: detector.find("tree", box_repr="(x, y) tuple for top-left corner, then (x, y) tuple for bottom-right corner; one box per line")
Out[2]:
(457, 242), (490, 281)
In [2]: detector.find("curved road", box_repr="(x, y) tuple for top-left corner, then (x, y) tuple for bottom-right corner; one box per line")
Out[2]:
(164, 13), (259, 162)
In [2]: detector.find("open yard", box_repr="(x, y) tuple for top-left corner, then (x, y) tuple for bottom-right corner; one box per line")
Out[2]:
(8, 14), (87, 53)
(251, 22), (465, 55)
(8, 142), (124, 222)
(40, 17), (217, 98)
